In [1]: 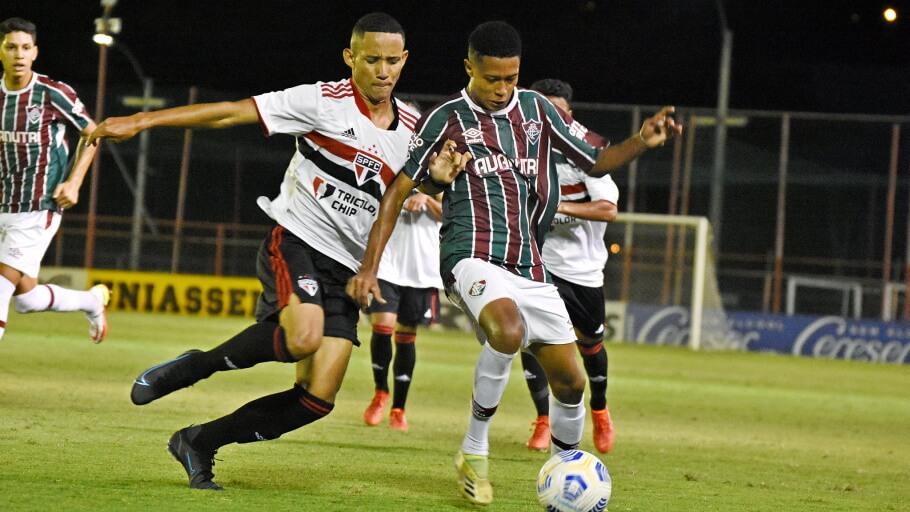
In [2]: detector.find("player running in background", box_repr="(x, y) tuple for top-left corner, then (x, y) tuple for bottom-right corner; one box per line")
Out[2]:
(89, 13), (418, 491)
(362, 185), (443, 432)
(0, 17), (109, 343)
(521, 78), (618, 454)
(347, 21), (680, 505)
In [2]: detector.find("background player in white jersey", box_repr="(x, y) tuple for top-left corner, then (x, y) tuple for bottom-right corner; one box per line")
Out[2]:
(348, 21), (680, 505)
(521, 78), (618, 454)
(89, 13), (417, 491)
(0, 17), (109, 343)
(362, 183), (443, 432)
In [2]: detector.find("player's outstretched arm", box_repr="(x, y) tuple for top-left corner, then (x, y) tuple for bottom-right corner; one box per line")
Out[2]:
(589, 106), (682, 177)
(347, 172), (420, 310)
(87, 99), (260, 144)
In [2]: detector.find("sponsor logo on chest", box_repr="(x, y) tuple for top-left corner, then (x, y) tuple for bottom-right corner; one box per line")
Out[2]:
(473, 153), (539, 176)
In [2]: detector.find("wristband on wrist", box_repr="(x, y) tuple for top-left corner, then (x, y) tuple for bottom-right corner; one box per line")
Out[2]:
(636, 128), (649, 148)
(425, 175), (450, 190)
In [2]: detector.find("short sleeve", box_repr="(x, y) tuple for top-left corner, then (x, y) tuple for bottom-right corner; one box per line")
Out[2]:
(252, 83), (321, 137)
(584, 173), (619, 204)
(47, 82), (93, 132)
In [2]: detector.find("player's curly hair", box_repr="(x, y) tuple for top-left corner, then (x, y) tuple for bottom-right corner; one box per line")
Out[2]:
(353, 13), (405, 45)
(531, 79), (573, 104)
(468, 21), (521, 60)
(0, 17), (37, 43)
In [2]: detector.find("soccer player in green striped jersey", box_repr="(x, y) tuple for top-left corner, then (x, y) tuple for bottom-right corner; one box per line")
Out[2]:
(349, 20), (680, 505)
(0, 18), (109, 343)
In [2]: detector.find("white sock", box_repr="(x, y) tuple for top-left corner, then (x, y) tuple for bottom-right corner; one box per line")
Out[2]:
(462, 343), (515, 456)
(15, 284), (100, 314)
(550, 396), (586, 455)
(0, 276), (15, 339)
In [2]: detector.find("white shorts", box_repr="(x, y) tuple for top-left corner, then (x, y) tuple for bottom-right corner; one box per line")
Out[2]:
(0, 210), (61, 278)
(446, 258), (575, 349)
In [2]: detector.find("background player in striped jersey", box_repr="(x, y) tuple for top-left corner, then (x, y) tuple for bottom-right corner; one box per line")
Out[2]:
(89, 13), (417, 491)
(362, 185), (443, 432)
(0, 17), (109, 343)
(348, 21), (680, 505)
(520, 78), (618, 454)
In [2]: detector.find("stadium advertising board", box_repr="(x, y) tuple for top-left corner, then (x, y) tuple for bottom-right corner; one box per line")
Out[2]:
(614, 302), (910, 364)
(87, 270), (260, 318)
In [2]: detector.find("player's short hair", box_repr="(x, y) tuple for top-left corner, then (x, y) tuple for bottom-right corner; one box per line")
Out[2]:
(468, 21), (521, 60)
(531, 79), (573, 104)
(353, 13), (405, 45)
(0, 17), (37, 43)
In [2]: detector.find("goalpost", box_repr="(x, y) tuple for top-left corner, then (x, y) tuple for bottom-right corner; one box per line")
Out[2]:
(604, 213), (730, 351)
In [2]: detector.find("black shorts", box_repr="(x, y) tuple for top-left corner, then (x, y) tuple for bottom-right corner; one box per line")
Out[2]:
(552, 273), (605, 341)
(367, 279), (440, 327)
(255, 226), (360, 345)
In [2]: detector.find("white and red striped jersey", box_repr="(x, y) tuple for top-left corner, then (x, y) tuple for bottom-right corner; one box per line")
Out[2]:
(542, 159), (619, 288)
(377, 191), (443, 289)
(0, 73), (93, 213)
(253, 78), (418, 272)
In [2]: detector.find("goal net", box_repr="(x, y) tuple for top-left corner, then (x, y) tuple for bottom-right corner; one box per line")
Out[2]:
(603, 213), (732, 350)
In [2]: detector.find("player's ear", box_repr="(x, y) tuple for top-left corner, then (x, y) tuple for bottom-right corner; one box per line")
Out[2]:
(463, 58), (473, 79)
(343, 48), (354, 69)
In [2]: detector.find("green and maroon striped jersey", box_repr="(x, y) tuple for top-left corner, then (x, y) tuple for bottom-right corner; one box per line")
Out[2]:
(404, 88), (602, 283)
(0, 73), (93, 213)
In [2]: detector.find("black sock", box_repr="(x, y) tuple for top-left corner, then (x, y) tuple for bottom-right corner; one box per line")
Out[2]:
(197, 322), (294, 375)
(579, 341), (608, 411)
(520, 351), (550, 416)
(391, 335), (416, 410)
(370, 327), (393, 393)
(190, 384), (334, 452)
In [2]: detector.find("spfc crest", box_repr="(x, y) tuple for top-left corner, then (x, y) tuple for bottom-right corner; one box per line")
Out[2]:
(26, 104), (42, 125)
(297, 276), (319, 296)
(522, 120), (542, 145)
(353, 152), (383, 185)
(469, 280), (487, 297)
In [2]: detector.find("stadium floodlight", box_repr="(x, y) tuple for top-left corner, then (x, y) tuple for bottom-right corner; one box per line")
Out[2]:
(93, 17), (121, 46)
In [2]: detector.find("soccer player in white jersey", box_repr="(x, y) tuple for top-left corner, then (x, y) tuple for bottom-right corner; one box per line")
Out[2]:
(0, 18), (109, 343)
(348, 21), (681, 505)
(362, 185), (443, 432)
(521, 79), (619, 454)
(89, 13), (419, 491)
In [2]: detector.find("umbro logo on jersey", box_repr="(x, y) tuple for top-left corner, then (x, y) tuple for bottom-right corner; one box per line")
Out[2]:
(341, 127), (357, 140)
(26, 104), (42, 124)
(469, 280), (486, 297)
(298, 276), (319, 296)
(463, 127), (484, 145)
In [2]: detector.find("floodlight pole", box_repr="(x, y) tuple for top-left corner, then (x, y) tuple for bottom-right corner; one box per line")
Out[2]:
(84, 3), (115, 269)
(129, 77), (154, 270)
(710, 0), (733, 247)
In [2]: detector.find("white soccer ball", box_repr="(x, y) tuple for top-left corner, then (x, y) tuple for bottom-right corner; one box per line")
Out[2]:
(536, 449), (612, 512)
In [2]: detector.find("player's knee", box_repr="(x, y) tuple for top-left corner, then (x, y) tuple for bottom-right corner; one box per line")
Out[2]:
(285, 329), (321, 359)
(484, 321), (524, 353)
(549, 370), (586, 405)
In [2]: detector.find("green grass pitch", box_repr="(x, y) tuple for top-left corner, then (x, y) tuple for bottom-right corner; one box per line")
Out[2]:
(0, 310), (908, 511)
